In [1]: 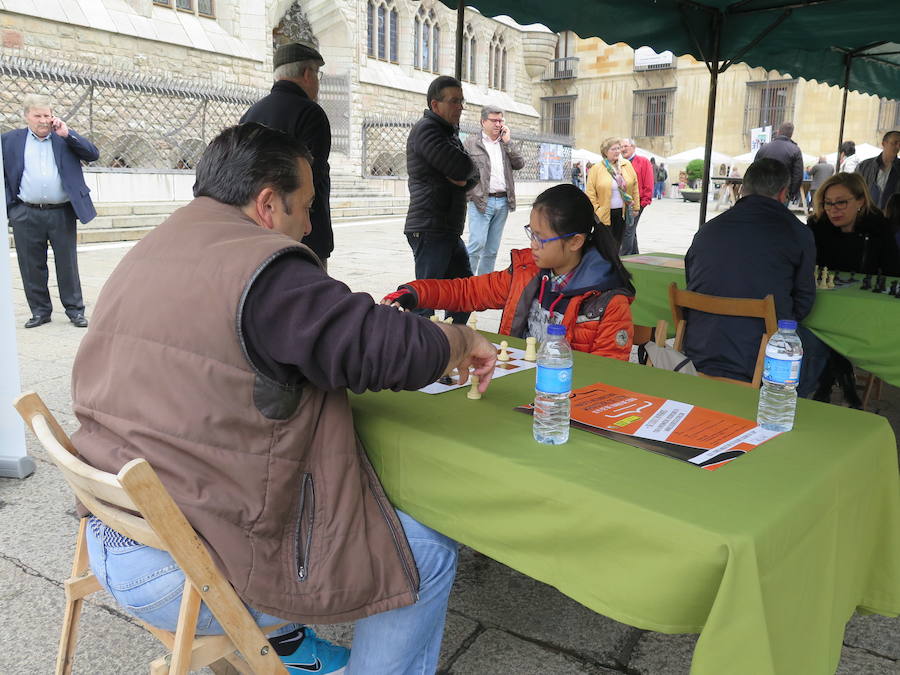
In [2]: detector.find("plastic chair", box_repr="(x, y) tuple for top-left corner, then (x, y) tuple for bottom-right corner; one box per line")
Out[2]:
(668, 282), (777, 388)
(13, 391), (288, 675)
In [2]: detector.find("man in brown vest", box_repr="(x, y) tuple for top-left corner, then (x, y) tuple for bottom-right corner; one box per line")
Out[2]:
(70, 123), (497, 674)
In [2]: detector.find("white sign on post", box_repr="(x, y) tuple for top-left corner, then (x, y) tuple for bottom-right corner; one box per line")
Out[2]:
(750, 126), (772, 153)
(0, 156), (33, 479)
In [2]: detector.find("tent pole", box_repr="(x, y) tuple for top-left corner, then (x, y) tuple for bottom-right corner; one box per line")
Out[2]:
(455, 2), (465, 80)
(699, 12), (722, 227)
(836, 53), (852, 171)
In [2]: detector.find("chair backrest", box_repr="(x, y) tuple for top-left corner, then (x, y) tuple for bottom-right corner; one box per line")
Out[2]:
(668, 282), (778, 388)
(12, 392), (287, 674)
(633, 319), (669, 348)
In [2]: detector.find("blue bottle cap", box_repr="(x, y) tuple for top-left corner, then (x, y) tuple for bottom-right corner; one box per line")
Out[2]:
(547, 324), (566, 336)
(777, 319), (798, 330)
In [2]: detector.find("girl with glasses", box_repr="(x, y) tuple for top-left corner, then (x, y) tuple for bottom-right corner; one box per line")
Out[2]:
(381, 184), (636, 360)
(807, 172), (900, 275)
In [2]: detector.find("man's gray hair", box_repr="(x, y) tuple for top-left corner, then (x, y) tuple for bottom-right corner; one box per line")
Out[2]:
(22, 93), (52, 116)
(620, 138), (635, 147)
(274, 60), (319, 82)
(778, 121), (794, 138)
(480, 104), (504, 121)
(742, 158), (790, 198)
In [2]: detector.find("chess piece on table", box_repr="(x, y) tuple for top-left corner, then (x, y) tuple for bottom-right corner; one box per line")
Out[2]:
(816, 274), (827, 290)
(861, 274), (872, 290)
(890, 280), (899, 297)
(875, 275), (886, 293)
(442, 316), (454, 324)
(430, 315), (440, 322)
(524, 337), (537, 362)
(467, 315), (478, 331)
(826, 272), (835, 289)
(466, 374), (481, 400)
(498, 340), (510, 361)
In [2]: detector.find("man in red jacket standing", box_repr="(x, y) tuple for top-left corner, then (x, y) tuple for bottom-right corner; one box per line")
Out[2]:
(619, 139), (654, 255)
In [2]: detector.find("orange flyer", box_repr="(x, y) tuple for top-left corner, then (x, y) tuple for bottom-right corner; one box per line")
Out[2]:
(521, 382), (783, 470)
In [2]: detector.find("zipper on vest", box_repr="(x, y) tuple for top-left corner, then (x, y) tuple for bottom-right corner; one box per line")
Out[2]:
(370, 482), (419, 602)
(295, 473), (315, 582)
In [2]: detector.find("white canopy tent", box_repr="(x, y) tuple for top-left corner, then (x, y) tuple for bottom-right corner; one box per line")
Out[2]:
(571, 146), (667, 166)
(666, 146), (732, 167)
(732, 149), (820, 166)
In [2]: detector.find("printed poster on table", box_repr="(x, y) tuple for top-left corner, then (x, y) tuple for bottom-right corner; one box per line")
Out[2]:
(518, 382), (783, 470)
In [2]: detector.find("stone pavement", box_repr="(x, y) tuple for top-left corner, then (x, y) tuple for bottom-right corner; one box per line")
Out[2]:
(3, 196), (900, 674)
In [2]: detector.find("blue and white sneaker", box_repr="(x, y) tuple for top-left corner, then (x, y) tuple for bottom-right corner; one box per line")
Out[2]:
(279, 627), (350, 674)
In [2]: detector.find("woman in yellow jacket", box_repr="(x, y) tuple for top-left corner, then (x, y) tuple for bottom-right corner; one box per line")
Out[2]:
(586, 137), (640, 245)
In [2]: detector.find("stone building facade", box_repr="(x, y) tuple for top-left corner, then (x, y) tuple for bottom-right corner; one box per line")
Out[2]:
(546, 31), (895, 162)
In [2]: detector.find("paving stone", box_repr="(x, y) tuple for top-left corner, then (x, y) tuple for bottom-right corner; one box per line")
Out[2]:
(447, 627), (615, 674)
(628, 631), (695, 674)
(836, 645), (900, 675)
(845, 613), (900, 660)
(449, 547), (634, 667)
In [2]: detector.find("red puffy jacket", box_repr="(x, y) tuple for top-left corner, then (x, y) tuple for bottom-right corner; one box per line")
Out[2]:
(404, 248), (634, 360)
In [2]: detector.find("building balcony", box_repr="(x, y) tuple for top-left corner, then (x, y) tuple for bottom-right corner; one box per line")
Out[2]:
(542, 57), (579, 81)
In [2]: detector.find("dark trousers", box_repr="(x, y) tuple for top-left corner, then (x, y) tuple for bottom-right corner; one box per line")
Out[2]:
(609, 208), (626, 245)
(619, 206), (643, 256)
(405, 231), (471, 324)
(9, 202), (84, 319)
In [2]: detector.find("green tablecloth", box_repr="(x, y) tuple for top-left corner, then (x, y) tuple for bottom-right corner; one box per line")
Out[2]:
(625, 253), (900, 387)
(351, 338), (900, 675)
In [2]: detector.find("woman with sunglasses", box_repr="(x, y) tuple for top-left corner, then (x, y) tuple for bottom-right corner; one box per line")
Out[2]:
(381, 184), (636, 360)
(808, 172), (900, 275)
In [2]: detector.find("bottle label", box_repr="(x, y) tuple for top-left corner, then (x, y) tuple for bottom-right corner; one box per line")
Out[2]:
(536, 365), (573, 394)
(762, 355), (801, 385)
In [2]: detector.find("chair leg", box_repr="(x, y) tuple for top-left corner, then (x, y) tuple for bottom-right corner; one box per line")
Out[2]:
(56, 519), (95, 675)
(169, 580), (202, 675)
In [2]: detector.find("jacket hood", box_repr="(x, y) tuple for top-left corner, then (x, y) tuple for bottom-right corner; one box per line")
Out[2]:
(541, 247), (623, 297)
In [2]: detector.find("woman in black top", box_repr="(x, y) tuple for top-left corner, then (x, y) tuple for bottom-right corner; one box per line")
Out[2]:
(807, 172), (900, 275)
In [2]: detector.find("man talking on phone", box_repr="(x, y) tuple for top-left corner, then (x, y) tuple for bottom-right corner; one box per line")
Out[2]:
(463, 105), (524, 275)
(2, 93), (99, 328)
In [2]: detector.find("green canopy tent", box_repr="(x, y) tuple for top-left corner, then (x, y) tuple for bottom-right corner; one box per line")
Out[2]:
(440, 0), (900, 224)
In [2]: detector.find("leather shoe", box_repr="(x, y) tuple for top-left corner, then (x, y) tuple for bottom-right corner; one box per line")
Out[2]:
(24, 315), (50, 329)
(69, 314), (89, 328)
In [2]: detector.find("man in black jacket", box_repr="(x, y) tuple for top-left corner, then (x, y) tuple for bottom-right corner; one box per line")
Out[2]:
(241, 42), (333, 264)
(404, 75), (478, 323)
(856, 130), (900, 210)
(754, 122), (804, 203)
(684, 158), (826, 397)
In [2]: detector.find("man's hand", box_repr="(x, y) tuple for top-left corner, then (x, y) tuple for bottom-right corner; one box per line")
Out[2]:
(438, 324), (497, 393)
(380, 288), (417, 311)
(51, 116), (69, 138)
(446, 177), (467, 187)
(499, 125), (511, 144)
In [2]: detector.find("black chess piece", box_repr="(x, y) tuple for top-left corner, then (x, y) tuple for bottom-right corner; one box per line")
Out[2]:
(891, 280), (899, 297)
(848, 272), (857, 283)
(875, 275), (887, 293)
(861, 274), (872, 290)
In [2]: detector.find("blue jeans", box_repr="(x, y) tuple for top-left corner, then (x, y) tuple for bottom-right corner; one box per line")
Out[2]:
(405, 231), (472, 324)
(466, 197), (509, 276)
(86, 510), (458, 675)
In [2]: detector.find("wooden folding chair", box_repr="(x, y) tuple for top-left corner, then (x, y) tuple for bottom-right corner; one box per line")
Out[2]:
(13, 392), (288, 675)
(668, 282), (777, 388)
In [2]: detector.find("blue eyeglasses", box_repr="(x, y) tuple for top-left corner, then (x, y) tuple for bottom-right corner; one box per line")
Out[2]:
(524, 225), (577, 248)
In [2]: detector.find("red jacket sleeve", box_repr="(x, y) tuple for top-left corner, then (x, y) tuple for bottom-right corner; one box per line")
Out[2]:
(635, 157), (654, 207)
(405, 269), (513, 313)
(587, 294), (634, 360)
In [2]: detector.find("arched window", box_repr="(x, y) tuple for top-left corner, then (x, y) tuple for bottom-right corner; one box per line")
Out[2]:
(367, 0), (399, 64)
(415, 7), (440, 73)
(489, 33), (507, 90)
(461, 23), (476, 83)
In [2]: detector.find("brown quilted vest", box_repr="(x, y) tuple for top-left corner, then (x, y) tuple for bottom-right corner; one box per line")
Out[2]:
(71, 197), (418, 623)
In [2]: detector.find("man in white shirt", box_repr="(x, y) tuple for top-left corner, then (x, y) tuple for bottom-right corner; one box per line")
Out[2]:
(463, 105), (525, 275)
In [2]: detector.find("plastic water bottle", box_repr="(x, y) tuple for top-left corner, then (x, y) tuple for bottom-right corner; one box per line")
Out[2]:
(757, 320), (803, 432)
(533, 324), (573, 444)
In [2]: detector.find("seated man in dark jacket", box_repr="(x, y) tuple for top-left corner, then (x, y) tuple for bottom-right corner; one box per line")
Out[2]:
(404, 75), (479, 324)
(684, 158), (825, 397)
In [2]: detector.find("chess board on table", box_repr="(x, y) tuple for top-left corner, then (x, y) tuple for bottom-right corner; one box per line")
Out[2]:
(418, 343), (536, 394)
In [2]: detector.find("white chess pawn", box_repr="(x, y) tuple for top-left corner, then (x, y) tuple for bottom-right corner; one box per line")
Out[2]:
(498, 340), (511, 361)
(524, 337), (537, 362)
(442, 316), (454, 324)
(467, 315), (478, 331)
(430, 315), (440, 322)
(826, 272), (835, 289)
(466, 374), (481, 400)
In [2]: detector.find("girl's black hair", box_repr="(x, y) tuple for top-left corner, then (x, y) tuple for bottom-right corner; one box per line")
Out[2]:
(531, 183), (634, 291)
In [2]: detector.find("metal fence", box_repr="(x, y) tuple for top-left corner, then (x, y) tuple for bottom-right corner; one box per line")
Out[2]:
(362, 114), (572, 180)
(0, 47), (266, 170)
(0, 47), (351, 169)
